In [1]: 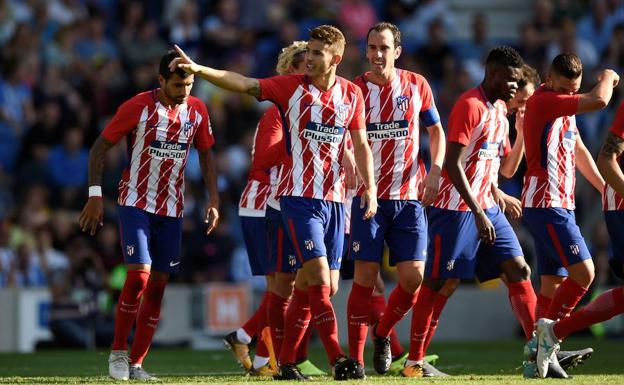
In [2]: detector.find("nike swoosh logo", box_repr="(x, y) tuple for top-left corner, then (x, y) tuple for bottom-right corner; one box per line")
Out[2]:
(170, 261), (180, 267)
(313, 311), (332, 320)
(350, 315), (368, 320)
(121, 301), (137, 306)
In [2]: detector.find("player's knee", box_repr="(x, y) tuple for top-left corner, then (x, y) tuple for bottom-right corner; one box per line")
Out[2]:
(439, 279), (460, 297)
(274, 279), (295, 298)
(399, 273), (423, 294)
(508, 262), (532, 282)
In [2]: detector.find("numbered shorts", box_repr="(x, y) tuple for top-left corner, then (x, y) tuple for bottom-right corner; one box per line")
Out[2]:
(349, 197), (427, 265)
(280, 196), (344, 270)
(118, 205), (183, 273)
(266, 206), (298, 274)
(425, 206), (523, 282)
(240, 215), (271, 276)
(523, 208), (591, 277)
(604, 210), (624, 280)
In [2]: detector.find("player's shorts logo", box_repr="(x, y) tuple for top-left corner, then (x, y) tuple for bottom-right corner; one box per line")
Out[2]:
(304, 239), (315, 251)
(569, 243), (580, 256)
(352, 241), (360, 253)
(288, 254), (297, 267)
(446, 260), (455, 271)
(126, 244), (135, 256)
(396, 95), (410, 111)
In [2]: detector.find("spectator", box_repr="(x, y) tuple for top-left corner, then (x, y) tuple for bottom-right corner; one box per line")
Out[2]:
(46, 127), (89, 190)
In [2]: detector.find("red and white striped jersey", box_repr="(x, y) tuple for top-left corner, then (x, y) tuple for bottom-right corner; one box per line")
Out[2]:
(238, 106), (286, 217)
(522, 85), (580, 209)
(354, 69), (439, 200)
(257, 74), (366, 203)
(603, 101), (624, 211)
(102, 90), (214, 218)
(434, 86), (510, 211)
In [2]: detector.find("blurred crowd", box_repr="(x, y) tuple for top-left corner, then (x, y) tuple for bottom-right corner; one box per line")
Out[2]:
(1, 0), (624, 344)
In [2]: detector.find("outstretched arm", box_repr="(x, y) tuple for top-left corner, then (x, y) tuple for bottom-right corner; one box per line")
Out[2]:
(169, 45), (261, 96)
(79, 136), (115, 235)
(577, 69), (619, 114)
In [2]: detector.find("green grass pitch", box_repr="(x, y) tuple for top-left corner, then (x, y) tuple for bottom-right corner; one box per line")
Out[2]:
(1, 338), (622, 384)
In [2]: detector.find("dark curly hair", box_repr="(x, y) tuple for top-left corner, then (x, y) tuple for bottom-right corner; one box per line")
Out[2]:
(485, 46), (524, 68)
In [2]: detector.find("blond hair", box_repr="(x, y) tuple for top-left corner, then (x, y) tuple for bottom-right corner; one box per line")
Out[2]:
(310, 25), (345, 55)
(276, 41), (308, 75)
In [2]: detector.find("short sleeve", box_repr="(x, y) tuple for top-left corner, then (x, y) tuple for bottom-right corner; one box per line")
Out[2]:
(347, 86), (366, 131)
(101, 98), (144, 144)
(534, 91), (580, 121)
(258, 75), (299, 108)
(193, 102), (215, 151)
(253, 106), (285, 170)
(417, 75), (435, 112)
(609, 101), (624, 139)
(447, 97), (483, 146)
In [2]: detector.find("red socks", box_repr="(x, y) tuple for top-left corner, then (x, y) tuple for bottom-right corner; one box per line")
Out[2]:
(267, 292), (289, 358)
(376, 284), (417, 337)
(408, 286), (436, 361)
(423, 289), (448, 353)
(129, 279), (167, 365)
(507, 280), (537, 339)
(308, 284), (344, 364)
(535, 293), (552, 321)
(112, 270), (150, 351)
(554, 287), (624, 340)
(296, 325), (312, 362)
(546, 278), (588, 320)
(279, 288), (311, 364)
(255, 293), (270, 358)
(347, 283), (374, 364)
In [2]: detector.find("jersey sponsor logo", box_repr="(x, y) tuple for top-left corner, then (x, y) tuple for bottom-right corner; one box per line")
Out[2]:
(477, 141), (503, 160)
(562, 130), (577, 151)
(366, 120), (409, 141)
(303, 122), (345, 143)
(148, 140), (188, 160)
(396, 95), (410, 111)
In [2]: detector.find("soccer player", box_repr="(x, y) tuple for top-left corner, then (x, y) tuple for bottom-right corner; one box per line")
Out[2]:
(345, 22), (445, 375)
(225, 41), (312, 376)
(79, 50), (219, 381)
(171, 25), (377, 380)
(404, 46), (536, 377)
(521, 53), (618, 378)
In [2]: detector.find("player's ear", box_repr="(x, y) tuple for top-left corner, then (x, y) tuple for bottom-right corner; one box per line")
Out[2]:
(158, 74), (166, 88)
(332, 54), (343, 67)
(395, 46), (402, 60)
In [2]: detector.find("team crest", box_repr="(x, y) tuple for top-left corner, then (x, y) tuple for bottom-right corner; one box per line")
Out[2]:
(446, 260), (455, 271)
(352, 241), (360, 253)
(126, 244), (135, 256)
(336, 104), (350, 120)
(569, 243), (580, 256)
(304, 239), (314, 251)
(288, 255), (297, 267)
(396, 95), (410, 111)
(183, 119), (194, 136)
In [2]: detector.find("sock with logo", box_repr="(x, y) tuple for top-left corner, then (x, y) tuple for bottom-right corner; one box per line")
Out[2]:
(112, 270), (150, 351)
(376, 284), (418, 337)
(308, 284), (344, 365)
(295, 324), (312, 362)
(347, 282), (374, 364)
(408, 286), (436, 361)
(535, 293), (552, 321)
(507, 280), (537, 340)
(267, 292), (289, 358)
(129, 278), (167, 365)
(554, 287), (624, 340)
(546, 278), (588, 320)
(423, 290), (448, 352)
(279, 288), (311, 365)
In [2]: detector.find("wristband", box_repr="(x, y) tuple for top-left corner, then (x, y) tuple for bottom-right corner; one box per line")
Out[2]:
(88, 186), (102, 197)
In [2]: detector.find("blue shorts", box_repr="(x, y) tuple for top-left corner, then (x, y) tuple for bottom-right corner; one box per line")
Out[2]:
(523, 208), (591, 277)
(280, 196), (344, 270)
(118, 205), (183, 273)
(266, 206), (298, 274)
(604, 211), (624, 280)
(339, 234), (354, 280)
(240, 215), (271, 276)
(349, 197), (427, 265)
(425, 206), (523, 282)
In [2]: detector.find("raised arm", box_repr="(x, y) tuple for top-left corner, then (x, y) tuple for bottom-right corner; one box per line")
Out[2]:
(577, 69), (619, 114)
(446, 142), (495, 243)
(198, 149), (220, 234)
(79, 136), (116, 235)
(350, 128), (377, 219)
(169, 45), (261, 96)
(598, 132), (624, 197)
(575, 134), (605, 192)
